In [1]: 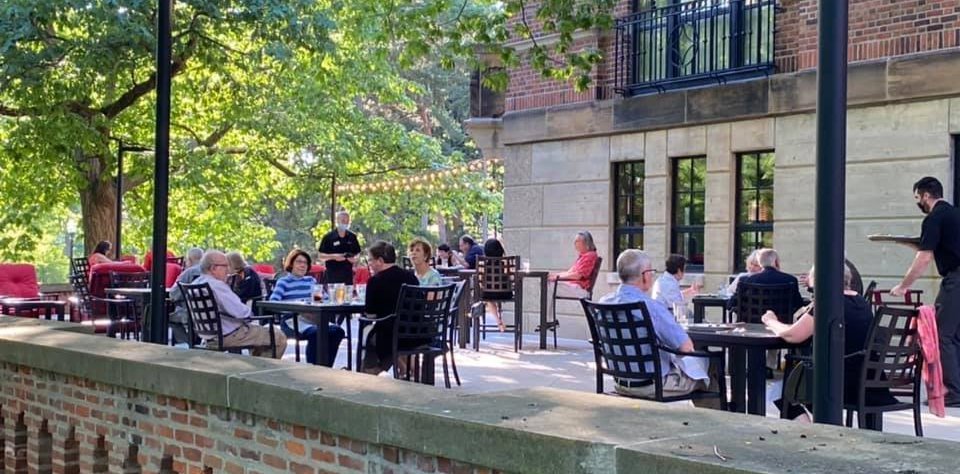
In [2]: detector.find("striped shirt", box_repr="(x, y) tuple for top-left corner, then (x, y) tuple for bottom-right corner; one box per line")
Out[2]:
(269, 274), (316, 301)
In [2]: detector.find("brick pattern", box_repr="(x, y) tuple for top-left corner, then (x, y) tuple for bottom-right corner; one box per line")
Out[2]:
(505, 0), (960, 112)
(0, 363), (500, 474)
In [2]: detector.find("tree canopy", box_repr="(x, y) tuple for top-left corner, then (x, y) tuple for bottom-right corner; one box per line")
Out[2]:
(0, 0), (612, 280)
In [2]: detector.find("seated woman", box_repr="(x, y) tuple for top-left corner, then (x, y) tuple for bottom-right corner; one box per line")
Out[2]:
(408, 238), (442, 286)
(269, 249), (345, 367)
(434, 243), (455, 268)
(88, 240), (114, 267)
(481, 238), (511, 331)
(762, 264), (896, 421)
(226, 251), (264, 303)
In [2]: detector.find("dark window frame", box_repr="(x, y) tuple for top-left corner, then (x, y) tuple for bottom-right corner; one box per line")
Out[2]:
(734, 151), (775, 273)
(612, 160), (645, 268)
(671, 156), (706, 273)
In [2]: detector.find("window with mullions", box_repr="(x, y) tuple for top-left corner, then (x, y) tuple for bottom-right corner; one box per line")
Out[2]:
(735, 151), (774, 272)
(671, 157), (705, 272)
(613, 161), (645, 262)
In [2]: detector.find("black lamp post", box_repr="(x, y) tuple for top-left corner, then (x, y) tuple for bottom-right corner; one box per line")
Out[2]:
(112, 138), (151, 259)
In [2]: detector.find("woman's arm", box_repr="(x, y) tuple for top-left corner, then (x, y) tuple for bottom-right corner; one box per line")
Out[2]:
(762, 310), (814, 343)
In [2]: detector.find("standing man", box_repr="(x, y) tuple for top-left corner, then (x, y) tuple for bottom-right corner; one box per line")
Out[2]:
(318, 210), (362, 284)
(891, 177), (960, 406)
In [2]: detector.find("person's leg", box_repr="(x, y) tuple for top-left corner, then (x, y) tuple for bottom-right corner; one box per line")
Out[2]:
(227, 324), (287, 359)
(936, 276), (960, 402)
(302, 326), (319, 364)
(545, 282), (590, 325)
(326, 324), (346, 368)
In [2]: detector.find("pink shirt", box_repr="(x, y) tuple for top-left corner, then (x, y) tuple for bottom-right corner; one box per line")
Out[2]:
(567, 251), (598, 290)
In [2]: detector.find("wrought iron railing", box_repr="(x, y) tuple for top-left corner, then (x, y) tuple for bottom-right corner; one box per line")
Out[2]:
(615, 0), (778, 96)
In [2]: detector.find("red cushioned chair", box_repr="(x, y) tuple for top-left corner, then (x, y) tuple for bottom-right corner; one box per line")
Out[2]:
(85, 262), (146, 336)
(119, 255), (138, 264)
(308, 264), (326, 282)
(0, 263), (66, 320)
(353, 266), (370, 285)
(164, 263), (183, 288)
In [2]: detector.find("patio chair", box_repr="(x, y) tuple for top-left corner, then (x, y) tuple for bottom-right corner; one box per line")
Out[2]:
(473, 255), (522, 352)
(580, 299), (726, 408)
(0, 263), (66, 320)
(70, 257), (90, 283)
(443, 280), (467, 386)
(844, 305), (923, 436)
(69, 273), (138, 337)
(863, 280), (878, 303)
(733, 282), (803, 324)
(178, 281), (278, 358)
(542, 256), (603, 349)
(869, 288), (923, 309)
(166, 256), (185, 268)
(358, 284), (455, 387)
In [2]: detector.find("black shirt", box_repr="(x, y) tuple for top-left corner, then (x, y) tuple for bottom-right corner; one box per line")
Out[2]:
(919, 200), (960, 276)
(318, 229), (362, 284)
(365, 265), (420, 319)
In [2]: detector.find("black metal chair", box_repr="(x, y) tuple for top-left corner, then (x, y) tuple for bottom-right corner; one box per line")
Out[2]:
(543, 256), (603, 349)
(844, 305), (924, 436)
(443, 280), (467, 386)
(870, 288), (923, 309)
(733, 282), (803, 324)
(580, 299), (726, 408)
(108, 271), (151, 339)
(69, 273), (138, 338)
(473, 255), (522, 352)
(258, 277), (306, 363)
(863, 280), (878, 302)
(178, 281), (278, 358)
(358, 284), (456, 387)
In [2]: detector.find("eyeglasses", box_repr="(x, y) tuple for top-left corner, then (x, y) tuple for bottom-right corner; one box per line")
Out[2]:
(212, 263), (229, 269)
(642, 268), (658, 275)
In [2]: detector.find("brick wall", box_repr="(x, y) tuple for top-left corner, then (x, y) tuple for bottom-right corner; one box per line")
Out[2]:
(505, 0), (960, 112)
(0, 363), (495, 474)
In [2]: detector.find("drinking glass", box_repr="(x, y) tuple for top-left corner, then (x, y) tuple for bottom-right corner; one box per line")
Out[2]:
(672, 302), (689, 328)
(333, 283), (345, 304)
(521, 259), (531, 272)
(356, 284), (367, 302)
(312, 284), (323, 302)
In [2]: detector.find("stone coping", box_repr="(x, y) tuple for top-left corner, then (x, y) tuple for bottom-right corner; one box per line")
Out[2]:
(499, 48), (960, 146)
(0, 318), (955, 474)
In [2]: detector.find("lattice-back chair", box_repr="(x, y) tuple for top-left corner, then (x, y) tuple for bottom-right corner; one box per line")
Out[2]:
(844, 306), (923, 436)
(108, 271), (151, 338)
(580, 299), (726, 407)
(544, 256), (604, 349)
(401, 256), (414, 271)
(71, 257), (90, 285)
(442, 280), (467, 386)
(474, 255), (522, 351)
(863, 280), (878, 303)
(178, 281), (278, 358)
(733, 282), (802, 324)
(69, 272), (136, 337)
(869, 289), (923, 309)
(386, 283), (456, 387)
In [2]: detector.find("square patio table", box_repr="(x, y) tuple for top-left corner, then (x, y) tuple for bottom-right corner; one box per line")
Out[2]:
(256, 299), (364, 368)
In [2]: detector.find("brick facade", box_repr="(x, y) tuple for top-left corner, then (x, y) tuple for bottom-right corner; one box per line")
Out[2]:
(0, 363), (495, 474)
(505, 0), (960, 112)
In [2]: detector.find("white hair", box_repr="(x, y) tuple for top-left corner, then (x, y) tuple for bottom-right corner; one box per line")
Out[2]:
(757, 248), (779, 268)
(616, 249), (652, 283)
(200, 250), (226, 273)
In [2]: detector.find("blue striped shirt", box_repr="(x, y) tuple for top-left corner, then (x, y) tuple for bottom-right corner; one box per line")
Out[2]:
(269, 274), (316, 301)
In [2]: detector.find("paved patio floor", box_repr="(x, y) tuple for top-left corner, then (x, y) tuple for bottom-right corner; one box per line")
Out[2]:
(300, 327), (960, 443)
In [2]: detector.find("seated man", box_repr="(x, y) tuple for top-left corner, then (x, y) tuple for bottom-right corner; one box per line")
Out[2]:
(600, 249), (716, 405)
(167, 247), (204, 344)
(193, 250), (287, 358)
(451, 235), (484, 269)
(226, 251), (264, 303)
(728, 248), (803, 313)
(651, 254), (701, 311)
(361, 241), (421, 374)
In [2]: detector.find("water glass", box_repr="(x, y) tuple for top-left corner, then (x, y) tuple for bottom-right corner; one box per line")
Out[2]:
(521, 259), (531, 272)
(356, 284), (367, 302)
(312, 284), (323, 302)
(333, 283), (346, 304)
(672, 302), (689, 328)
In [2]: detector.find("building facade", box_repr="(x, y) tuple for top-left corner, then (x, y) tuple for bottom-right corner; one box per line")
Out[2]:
(468, 0), (960, 339)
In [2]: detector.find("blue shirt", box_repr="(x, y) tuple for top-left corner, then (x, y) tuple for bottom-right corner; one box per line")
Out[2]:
(464, 244), (484, 269)
(270, 274), (316, 301)
(651, 272), (684, 308)
(599, 284), (690, 377)
(415, 267), (443, 286)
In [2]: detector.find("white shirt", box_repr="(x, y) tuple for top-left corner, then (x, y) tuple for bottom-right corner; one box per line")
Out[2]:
(651, 272), (684, 308)
(194, 274), (252, 336)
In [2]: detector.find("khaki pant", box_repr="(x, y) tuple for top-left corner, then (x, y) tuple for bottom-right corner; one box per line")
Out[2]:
(615, 360), (722, 409)
(547, 281), (591, 318)
(212, 324), (288, 359)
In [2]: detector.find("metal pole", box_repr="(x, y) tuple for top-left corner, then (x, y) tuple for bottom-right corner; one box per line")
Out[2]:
(115, 141), (124, 259)
(147, 0), (173, 345)
(813, 0), (848, 425)
(330, 173), (337, 229)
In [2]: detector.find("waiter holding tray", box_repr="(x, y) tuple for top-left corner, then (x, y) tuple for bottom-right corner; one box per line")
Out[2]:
(890, 177), (960, 407)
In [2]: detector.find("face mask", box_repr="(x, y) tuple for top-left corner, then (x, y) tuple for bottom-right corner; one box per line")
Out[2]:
(337, 223), (350, 232)
(917, 202), (929, 214)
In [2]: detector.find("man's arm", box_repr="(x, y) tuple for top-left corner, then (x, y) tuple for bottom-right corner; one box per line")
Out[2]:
(890, 251), (934, 296)
(211, 280), (253, 319)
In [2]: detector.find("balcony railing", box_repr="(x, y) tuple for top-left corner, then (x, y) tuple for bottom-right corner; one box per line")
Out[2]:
(615, 0), (778, 96)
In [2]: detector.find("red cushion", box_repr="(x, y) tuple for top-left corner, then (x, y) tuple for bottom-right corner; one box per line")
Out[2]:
(309, 264), (326, 274)
(89, 262), (146, 297)
(353, 266), (371, 285)
(143, 250), (175, 272)
(164, 263), (182, 287)
(252, 263), (275, 277)
(120, 255), (138, 264)
(0, 264), (40, 298)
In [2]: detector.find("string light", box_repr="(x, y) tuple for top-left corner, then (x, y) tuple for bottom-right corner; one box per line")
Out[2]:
(337, 158), (503, 195)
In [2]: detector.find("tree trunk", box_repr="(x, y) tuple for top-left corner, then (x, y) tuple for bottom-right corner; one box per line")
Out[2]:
(79, 178), (117, 258)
